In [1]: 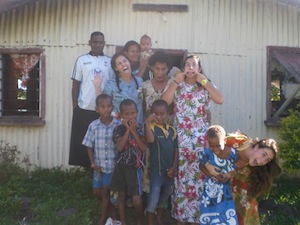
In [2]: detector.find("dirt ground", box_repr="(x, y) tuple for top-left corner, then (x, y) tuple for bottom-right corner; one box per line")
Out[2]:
(111, 207), (177, 225)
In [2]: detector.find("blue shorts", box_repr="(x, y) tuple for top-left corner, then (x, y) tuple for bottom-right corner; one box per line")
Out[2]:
(92, 171), (112, 189)
(146, 174), (174, 213)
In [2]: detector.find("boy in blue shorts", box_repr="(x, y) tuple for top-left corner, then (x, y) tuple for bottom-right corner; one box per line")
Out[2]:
(82, 94), (121, 225)
(145, 99), (178, 225)
(110, 99), (148, 225)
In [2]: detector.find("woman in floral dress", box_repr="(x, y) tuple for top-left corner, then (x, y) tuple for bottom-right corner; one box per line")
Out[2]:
(162, 55), (224, 225)
(227, 133), (281, 225)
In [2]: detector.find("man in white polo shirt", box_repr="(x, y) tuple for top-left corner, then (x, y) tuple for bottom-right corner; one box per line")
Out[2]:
(69, 31), (114, 167)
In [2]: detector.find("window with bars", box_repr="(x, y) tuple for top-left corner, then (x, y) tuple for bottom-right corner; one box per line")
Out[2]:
(0, 48), (45, 126)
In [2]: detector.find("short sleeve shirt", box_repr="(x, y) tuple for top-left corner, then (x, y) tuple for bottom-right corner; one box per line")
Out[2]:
(149, 123), (178, 176)
(71, 53), (114, 110)
(104, 77), (144, 124)
(82, 117), (121, 173)
(112, 124), (145, 168)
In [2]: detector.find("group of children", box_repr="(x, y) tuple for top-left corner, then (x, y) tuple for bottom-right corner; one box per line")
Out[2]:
(69, 31), (282, 225)
(82, 92), (241, 225)
(82, 94), (178, 225)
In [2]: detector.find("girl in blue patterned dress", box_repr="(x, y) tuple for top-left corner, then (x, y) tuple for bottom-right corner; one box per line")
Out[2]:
(199, 125), (238, 225)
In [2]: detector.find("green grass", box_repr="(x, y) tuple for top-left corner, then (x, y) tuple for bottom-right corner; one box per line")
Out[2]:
(0, 140), (299, 225)
(0, 166), (100, 225)
(259, 175), (300, 225)
(1, 165), (299, 225)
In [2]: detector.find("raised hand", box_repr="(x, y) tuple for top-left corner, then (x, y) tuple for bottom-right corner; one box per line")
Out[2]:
(174, 72), (186, 83)
(93, 74), (103, 88)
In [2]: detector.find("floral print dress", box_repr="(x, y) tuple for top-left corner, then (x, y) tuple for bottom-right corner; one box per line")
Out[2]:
(171, 82), (211, 223)
(231, 166), (260, 225)
(226, 132), (261, 225)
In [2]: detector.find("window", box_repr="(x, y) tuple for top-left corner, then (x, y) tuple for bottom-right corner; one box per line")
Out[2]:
(0, 48), (45, 126)
(265, 46), (300, 126)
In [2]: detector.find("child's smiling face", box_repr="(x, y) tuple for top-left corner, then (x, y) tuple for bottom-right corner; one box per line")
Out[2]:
(208, 137), (225, 156)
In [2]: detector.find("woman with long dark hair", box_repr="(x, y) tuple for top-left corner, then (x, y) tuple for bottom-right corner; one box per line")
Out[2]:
(206, 132), (282, 225)
(103, 52), (143, 124)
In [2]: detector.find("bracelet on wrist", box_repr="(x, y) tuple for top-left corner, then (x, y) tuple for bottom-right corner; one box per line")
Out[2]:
(201, 79), (208, 86)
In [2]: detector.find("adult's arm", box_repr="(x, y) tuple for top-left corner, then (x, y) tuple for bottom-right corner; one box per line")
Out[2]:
(93, 75), (103, 97)
(196, 73), (224, 104)
(162, 72), (185, 105)
(72, 79), (80, 109)
(137, 57), (149, 78)
(199, 162), (214, 177)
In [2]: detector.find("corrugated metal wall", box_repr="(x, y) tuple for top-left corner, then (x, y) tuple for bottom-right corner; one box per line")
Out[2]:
(0, 0), (299, 168)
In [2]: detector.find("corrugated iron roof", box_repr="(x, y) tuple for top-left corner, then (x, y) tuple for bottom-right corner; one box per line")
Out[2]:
(0, 0), (37, 13)
(0, 0), (299, 13)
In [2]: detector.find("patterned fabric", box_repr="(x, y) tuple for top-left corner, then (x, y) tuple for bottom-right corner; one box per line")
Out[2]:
(82, 117), (121, 173)
(112, 124), (145, 168)
(9, 53), (40, 81)
(199, 148), (238, 225)
(142, 79), (173, 118)
(171, 82), (211, 223)
(231, 166), (261, 225)
(226, 131), (261, 225)
(226, 132), (253, 151)
(104, 77), (144, 124)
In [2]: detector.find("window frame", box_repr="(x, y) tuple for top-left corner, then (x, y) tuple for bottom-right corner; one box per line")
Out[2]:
(265, 46), (300, 126)
(0, 48), (46, 126)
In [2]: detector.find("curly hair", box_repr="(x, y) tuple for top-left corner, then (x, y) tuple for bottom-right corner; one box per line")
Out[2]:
(206, 125), (226, 140)
(246, 138), (282, 198)
(148, 51), (173, 71)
